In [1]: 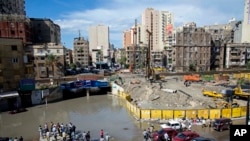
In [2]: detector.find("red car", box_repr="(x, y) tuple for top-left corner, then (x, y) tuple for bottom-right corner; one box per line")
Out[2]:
(173, 131), (199, 141)
(152, 128), (178, 141)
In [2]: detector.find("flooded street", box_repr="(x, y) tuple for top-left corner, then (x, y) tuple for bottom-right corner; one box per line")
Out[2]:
(0, 93), (238, 141)
(0, 95), (144, 141)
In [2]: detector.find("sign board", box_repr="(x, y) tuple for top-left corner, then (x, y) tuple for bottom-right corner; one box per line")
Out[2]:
(20, 79), (35, 91)
(41, 89), (50, 98)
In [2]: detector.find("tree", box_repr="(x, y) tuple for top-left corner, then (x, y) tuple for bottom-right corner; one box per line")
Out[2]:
(119, 56), (127, 66)
(45, 54), (59, 77)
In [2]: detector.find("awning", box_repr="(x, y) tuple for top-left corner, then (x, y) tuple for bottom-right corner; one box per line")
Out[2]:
(0, 91), (19, 99)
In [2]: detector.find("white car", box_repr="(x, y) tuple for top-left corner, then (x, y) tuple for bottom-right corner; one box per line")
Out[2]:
(160, 120), (186, 130)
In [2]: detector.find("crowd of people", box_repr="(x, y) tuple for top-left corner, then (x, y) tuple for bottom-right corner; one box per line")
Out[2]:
(38, 121), (110, 141)
(0, 136), (23, 141)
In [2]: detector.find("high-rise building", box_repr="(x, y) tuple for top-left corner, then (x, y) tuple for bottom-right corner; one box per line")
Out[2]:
(88, 25), (110, 63)
(141, 8), (174, 66)
(241, 0), (250, 43)
(0, 0), (26, 15)
(73, 37), (89, 67)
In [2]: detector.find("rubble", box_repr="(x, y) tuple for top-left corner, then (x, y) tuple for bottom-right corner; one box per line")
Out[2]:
(118, 74), (247, 110)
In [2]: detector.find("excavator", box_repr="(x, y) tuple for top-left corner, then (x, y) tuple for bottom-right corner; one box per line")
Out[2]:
(233, 84), (250, 99)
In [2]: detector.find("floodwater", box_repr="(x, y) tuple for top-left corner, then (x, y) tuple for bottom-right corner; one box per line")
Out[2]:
(0, 92), (239, 141)
(0, 95), (149, 141)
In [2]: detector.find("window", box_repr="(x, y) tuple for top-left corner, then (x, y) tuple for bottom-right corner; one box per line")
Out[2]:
(12, 57), (18, 63)
(11, 45), (17, 51)
(57, 50), (60, 53)
(0, 58), (1, 64)
(11, 30), (15, 35)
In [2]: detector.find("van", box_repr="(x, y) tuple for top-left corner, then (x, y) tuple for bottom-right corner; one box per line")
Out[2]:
(160, 120), (186, 131)
(213, 118), (232, 132)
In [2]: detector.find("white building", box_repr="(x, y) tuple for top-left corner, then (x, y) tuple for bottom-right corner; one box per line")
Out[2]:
(241, 0), (250, 43)
(88, 25), (110, 64)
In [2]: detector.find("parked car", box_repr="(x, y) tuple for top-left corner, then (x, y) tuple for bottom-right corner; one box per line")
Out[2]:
(152, 128), (178, 141)
(161, 120), (186, 131)
(191, 137), (216, 141)
(172, 131), (199, 141)
(212, 118), (232, 132)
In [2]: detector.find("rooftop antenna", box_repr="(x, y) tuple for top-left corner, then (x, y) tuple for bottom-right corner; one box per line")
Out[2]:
(78, 30), (81, 39)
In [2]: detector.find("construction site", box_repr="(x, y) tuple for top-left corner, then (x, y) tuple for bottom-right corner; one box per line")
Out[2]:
(113, 70), (249, 111)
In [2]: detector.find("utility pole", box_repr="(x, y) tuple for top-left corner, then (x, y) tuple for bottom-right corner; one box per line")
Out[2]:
(146, 29), (152, 80)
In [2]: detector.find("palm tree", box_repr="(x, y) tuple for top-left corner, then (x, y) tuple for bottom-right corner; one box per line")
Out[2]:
(45, 54), (59, 77)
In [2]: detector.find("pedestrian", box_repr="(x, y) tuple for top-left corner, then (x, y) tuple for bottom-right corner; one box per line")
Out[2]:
(100, 129), (104, 138)
(38, 125), (43, 138)
(164, 132), (169, 141)
(143, 129), (148, 141)
(202, 119), (206, 128)
(19, 136), (23, 141)
(13, 137), (18, 141)
(82, 131), (86, 141)
(85, 131), (91, 141)
(105, 133), (110, 141)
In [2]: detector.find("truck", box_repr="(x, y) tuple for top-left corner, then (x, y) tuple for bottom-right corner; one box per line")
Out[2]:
(183, 74), (202, 82)
(202, 89), (233, 99)
(233, 85), (250, 99)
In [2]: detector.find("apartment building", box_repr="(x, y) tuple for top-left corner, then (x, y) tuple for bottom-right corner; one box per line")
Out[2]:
(241, 0), (250, 43)
(30, 18), (61, 45)
(65, 48), (73, 67)
(0, 0), (26, 15)
(0, 38), (25, 91)
(88, 25), (110, 63)
(31, 43), (65, 79)
(0, 15), (32, 43)
(225, 43), (250, 69)
(173, 23), (211, 72)
(73, 37), (89, 67)
(141, 8), (174, 66)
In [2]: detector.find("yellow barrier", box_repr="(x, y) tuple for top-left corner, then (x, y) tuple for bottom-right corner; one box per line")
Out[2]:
(221, 108), (231, 118)
(232, 107), (241, 118)
(116, 87), (247, 120)
(174, 110), (185, 119)
(209, 109), (221, 119)
(162, 110), (174, 119)
(241, 106), (247, 117)
(141, 109), (151, 119)
(185, 110), (197, 119)
(197, 109), (209, 119)
(151, 110), (162, 119)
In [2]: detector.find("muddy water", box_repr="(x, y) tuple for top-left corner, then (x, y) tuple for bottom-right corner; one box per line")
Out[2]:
(0, 95), (149, 141)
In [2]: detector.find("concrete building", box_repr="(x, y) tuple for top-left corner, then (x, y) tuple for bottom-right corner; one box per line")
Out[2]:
(30, 18), (61, 45)
(88, 25), (110, 63)
(0, 0), (26, 15)
(73, 37), (89, 67)
(0, 38), (25, 91)
(173, 23), (211, 72)
(0, 15), (32, 43)
(65, 48), (73, 68)
(115, 48), (126, 68)
(31, 43), (65, 79)
(241, 0), (250, 43)
(141, 8), (174, 66)
(123, 30), (133, 48)
(225, 43), (250, 69)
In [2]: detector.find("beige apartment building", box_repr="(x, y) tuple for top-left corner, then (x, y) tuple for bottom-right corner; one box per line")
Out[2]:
(141, 8), (174, 66)
(73, 37), (89, 67)
(173, 23), (211, 72)
(65, 48), (73, 67)
(225, 43), (250, 69)
(31, 43), (65, 79)
(0, 38), (25, 91)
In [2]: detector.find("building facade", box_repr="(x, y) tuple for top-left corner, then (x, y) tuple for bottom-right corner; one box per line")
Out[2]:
(65, 48), (73, 68)
(173, 24), (211, 72)
(73, 37), (89, 67)
(31, 43), (65, 79)
(88, 25), (110, 63)
(0, 38), (25, 91)
(0, 0), (26, 15)
(30, 18), (61, 45)
(242, 0), (250, 43)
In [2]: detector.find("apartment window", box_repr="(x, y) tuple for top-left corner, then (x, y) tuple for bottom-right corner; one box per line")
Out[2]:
(12, 57), (18, 63)
(57, 50), (60, 53)
(40, 57), (45, 60)
(11, 30), (15, 35)
(47, 50), (51, 53)
(11, 45), (17, 51)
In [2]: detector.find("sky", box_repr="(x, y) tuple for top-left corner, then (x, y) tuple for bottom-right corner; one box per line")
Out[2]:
(25, 0), (245, 49)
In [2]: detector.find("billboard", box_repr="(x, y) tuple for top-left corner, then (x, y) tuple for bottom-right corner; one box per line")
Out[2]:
(19, 79), (35, 91)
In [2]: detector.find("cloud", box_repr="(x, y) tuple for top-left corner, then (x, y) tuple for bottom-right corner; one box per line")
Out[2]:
(54, 0), (244, 48)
